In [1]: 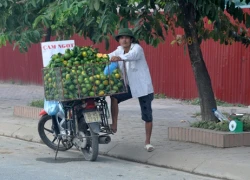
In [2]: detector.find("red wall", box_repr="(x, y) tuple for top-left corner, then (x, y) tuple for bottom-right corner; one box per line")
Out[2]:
(0, 43), (43, 84)
(1, 30), (250, 104)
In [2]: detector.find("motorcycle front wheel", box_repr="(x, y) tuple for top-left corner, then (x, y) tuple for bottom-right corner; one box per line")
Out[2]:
(38, 114), (73, 151)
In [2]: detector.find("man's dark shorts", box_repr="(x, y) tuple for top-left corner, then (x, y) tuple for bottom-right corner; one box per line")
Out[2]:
(111, 86), (154, 122)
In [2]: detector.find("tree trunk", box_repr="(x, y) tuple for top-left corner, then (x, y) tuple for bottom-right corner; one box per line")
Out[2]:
(45, 27), (52, 42)
(178, 0), (218, 121)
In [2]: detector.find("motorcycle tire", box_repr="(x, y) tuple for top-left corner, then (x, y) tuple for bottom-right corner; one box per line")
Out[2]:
(38, 114), (73, 151)
(81, 128), (99, 161)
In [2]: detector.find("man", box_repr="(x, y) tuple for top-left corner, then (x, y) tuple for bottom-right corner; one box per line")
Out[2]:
(108, 28), (155, 152)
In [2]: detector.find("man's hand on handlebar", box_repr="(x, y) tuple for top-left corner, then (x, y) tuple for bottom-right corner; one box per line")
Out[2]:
(110, 56), (122, 62)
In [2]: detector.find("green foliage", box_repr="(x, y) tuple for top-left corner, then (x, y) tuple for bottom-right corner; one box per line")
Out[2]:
(29, 99), (44, 108)
(241, 114), (250, 131)
(191, 120), (227, 131)
(154, 93), (167, 99)
(1, 0), (250, 51)
(191, 114), (250, 132)
(185, 97), (247, 107)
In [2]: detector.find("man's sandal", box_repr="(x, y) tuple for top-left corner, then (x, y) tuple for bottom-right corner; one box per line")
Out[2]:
(144, 144), (154, 152)
(109, 125), (117, 133)
(111, 128), (117, 133)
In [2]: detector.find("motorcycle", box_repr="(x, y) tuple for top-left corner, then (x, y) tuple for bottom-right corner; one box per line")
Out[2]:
(38, 97), (112, 161)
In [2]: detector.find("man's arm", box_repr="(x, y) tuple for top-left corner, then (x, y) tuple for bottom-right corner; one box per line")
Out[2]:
(119, 45), (143, 61)
(108, 49), (118, 60)
(110, 44), (143, 62)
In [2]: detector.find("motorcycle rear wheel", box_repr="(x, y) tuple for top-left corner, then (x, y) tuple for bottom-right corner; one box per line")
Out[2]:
(81, 128), (99, 161)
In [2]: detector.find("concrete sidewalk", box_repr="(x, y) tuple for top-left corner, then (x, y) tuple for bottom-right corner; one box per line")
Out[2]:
(1, 83), (250, 180)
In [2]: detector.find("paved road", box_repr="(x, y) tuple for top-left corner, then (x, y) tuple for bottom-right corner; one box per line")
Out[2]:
(2, 83), (250, 180)
(0, 136), (218, 180)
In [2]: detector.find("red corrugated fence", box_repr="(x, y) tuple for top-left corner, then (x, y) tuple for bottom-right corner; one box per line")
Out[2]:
(0, 31), (250, 104)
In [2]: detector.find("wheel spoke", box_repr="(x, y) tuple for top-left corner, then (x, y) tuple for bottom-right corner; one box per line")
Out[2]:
(44, 127), (53, 133)
(52, 137), (57, 143)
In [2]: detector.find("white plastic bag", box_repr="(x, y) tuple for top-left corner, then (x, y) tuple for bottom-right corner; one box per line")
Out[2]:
(44, 99), (59, 116)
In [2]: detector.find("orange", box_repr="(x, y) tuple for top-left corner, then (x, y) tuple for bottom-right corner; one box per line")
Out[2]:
(113, 86), (119, 91)
(81, 71), (87, 76)
(82, 88), (87, 94)
(95, 80), (101, 85)
(96, 53), (102, 58)
(82, 51), (87, 57)
(89, 91), (95, 96)
(89, 76), (95, 82)
(115, 73), (120, 79)
(109, 80), (114, 85)
(95, 74), (100, 79)
(103, 80), (109, 86)
(98, 90), (105, 96)
(102, 54), (108, 58)
(86, 84), (92, 90)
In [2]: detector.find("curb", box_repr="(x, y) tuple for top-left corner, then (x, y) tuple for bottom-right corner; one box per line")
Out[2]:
(14, 106), (42, 119)
(168, 127), (250, 148)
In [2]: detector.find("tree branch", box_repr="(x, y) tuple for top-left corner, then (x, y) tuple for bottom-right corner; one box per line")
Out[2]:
(16, 0), (27, 4)
(229, 30), (250, 47)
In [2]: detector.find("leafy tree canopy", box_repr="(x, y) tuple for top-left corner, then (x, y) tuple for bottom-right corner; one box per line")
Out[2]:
(0, 0), (250, 52)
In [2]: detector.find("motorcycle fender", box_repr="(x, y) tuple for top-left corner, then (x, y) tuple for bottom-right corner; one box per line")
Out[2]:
(88, 122), (100, 134)
(39, 109), (47, 117)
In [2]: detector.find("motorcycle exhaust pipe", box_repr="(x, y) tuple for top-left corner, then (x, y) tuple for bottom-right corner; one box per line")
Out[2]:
(99, 135), (111, 144)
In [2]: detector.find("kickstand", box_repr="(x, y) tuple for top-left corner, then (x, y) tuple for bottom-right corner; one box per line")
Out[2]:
(55, 138), (61, 160)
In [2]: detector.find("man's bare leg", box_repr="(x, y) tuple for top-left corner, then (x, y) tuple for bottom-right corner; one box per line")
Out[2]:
(145, 122), (153, 145)
(110, 97), (118, 133)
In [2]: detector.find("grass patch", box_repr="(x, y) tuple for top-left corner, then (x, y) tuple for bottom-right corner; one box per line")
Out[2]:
(191, 121), (230, 131)
(190, 114), (250, 132)
(10, 79), (15, 84)
(154, 93), (167, 99)
(29, 99), (44, 108)
(191, 112), (201, 118)
(185, 98), (247, 107)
